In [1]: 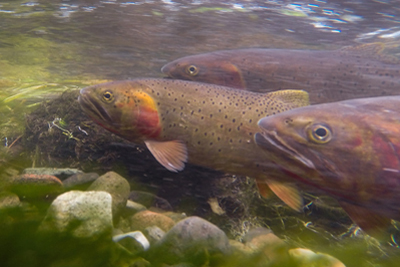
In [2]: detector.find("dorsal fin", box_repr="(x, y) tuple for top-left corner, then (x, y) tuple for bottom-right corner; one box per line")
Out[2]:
(145, 140), (188, 172)
(266, 90), (310, 112)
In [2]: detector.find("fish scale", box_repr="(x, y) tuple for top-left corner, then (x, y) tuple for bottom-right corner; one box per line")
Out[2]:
(79, 78), (310, 211)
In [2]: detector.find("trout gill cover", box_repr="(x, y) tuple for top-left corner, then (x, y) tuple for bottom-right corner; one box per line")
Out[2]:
(256, 95), (400, 233)
(78, 78), (309, 210)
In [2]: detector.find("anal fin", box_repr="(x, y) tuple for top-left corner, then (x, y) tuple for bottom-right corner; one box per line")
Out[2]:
(145, 140), (188, 172)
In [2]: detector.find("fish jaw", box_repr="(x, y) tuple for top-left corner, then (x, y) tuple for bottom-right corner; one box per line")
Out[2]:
(78, 87), (120, 132)
(78, 82), (162, 142)
(255, 130), (315, 170)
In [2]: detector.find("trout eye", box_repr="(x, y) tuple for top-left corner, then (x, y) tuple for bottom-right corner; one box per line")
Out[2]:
(308, 124), (332, 144)
(102, 90), (114, 102)
(186, 65), (199, 76)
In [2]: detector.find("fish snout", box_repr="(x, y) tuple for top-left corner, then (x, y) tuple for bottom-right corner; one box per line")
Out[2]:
(161, 63), (172, 75)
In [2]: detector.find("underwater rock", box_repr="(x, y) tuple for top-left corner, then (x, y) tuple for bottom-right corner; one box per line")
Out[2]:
(8, 173), (64, 199)
(113, 231), (150, 254)
(0, 191), (20, 209)
(244, 227), (287, 261)
(87, 171), (130, 217)
(22, 167), (82, 179)
(63, 172), (99, 190)
(130, 210), (175, 232)
(289, 248), (346, 267)
(144, 226), (166, 244)
(161, 211), (187, 223)
(39, 190), (113, 238)
(152, 216), (231, 265)
(124, 200), (147, 217)
(129, 190), (173, 211)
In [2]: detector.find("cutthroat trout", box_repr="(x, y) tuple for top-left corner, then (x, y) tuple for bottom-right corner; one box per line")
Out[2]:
(161, 43), (400, 104)
(255, 95), (400, 233)
(79, 78), (309, 210)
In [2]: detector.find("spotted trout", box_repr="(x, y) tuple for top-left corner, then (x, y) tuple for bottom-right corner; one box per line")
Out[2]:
(255, 95), (400, 233)
(79, 78), (310, 210)
(161, 43), (400, 104)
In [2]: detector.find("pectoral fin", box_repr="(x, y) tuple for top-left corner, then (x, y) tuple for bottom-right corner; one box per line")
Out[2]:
(339, 201), (391, 236)
(255, 178), (275, 199)
(264, 179), (303, 212)
(144, 140), (188, 172)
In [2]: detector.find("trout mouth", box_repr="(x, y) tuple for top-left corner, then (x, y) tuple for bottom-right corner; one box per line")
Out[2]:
(255, 130), (316, 170)
(78, 91), (113, 124)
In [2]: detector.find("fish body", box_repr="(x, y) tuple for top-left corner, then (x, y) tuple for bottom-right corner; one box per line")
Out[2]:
(79, 78), (310, 210)
(161, 44), (400, 104)
(256, 95), (400, 231)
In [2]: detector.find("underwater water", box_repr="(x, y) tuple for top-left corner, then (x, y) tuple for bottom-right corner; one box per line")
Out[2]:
(1, 0), (400, 266)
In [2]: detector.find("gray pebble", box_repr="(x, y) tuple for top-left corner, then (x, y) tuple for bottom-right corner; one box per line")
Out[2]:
(0, 191), (20, 209)
(129, 190), (173, 211)
(153, 216), (231, 264)
(88, 171), (130, 217)
(63, 172), (99, 190)
(39, 190), (113, 238)
(144, 226), (165, 244)
(22, 168), (82, 179)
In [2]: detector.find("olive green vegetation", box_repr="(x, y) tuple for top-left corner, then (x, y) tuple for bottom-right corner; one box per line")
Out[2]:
(0, 32), (107, 167)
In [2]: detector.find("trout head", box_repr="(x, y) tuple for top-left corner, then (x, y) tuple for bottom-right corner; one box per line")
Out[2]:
(255, 104), (374, 199)
(78, 80), (161, 142)
(161, 53), (245, 89)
